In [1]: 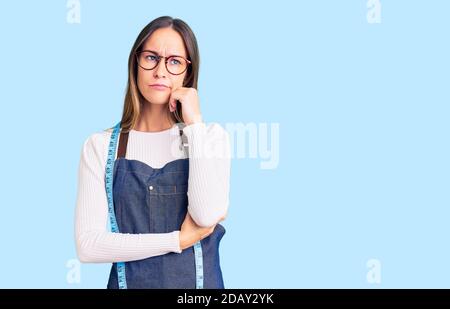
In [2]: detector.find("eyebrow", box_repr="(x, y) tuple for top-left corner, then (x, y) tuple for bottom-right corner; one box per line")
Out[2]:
(143, 49), (186, 59)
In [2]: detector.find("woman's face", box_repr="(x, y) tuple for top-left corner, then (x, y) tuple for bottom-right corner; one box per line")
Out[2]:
(137, 27), (188, 106)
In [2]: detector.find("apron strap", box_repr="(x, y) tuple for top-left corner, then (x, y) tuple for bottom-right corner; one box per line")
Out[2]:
(177, 123), (190, 158)
(117, 130), (129, 159)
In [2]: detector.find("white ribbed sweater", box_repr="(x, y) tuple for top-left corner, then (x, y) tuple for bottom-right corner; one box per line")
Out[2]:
(75, 122), (230, 263)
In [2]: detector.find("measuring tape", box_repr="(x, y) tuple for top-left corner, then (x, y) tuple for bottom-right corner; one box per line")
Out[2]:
(106, 121), (204, 289)
(105, 121), (127, 289)
(193, 241), (204, 288)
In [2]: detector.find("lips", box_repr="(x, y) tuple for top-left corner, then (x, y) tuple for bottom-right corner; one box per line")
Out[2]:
(149, 84), (170, 91)
(149, 83), (169, 88)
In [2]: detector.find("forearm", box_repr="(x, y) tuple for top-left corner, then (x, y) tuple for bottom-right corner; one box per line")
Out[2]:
(75, 229), (181, 263)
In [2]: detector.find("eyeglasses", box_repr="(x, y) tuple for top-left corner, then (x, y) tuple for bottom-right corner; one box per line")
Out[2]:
(136, 50), (191, 75)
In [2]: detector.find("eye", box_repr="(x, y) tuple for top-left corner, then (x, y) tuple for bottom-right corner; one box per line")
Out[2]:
(146, 55), (158, 61)
(169, 57), (182, 65)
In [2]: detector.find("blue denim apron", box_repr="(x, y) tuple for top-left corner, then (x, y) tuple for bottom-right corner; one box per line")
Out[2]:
(106, 123), (226, 289)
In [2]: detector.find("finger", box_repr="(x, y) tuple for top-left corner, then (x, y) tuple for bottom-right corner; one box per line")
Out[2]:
(168, 96), (176, 112)
(169, 90), (181, 112)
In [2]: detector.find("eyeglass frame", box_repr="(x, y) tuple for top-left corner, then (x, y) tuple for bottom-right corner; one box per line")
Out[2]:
(135, 50), (191, 75)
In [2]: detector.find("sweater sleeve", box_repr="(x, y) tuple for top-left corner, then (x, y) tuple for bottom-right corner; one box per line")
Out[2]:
(74, 132), (182, 263)
(182, 122), (231, 227)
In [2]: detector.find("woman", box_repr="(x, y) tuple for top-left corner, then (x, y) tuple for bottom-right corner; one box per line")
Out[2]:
(75, 16), (230, 289)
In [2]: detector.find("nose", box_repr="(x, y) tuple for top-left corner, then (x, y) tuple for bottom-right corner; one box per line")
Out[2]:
(153, 57), (168, 78)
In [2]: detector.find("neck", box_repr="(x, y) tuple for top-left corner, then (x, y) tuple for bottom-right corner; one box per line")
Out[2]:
(135, 102), (175, 132)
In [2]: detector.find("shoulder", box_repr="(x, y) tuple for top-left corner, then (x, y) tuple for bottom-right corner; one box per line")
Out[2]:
(182, 122), (230, 159)
(84, 129), (111, 147)
(183, 122), (229, 140)
(80, 128), (113, 161)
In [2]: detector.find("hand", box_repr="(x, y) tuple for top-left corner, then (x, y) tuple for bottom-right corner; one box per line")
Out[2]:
(179, 213), (216, 250)
(168, 87), (203, 125)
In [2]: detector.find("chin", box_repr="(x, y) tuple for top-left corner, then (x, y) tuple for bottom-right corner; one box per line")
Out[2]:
(144, 94), (170, 105)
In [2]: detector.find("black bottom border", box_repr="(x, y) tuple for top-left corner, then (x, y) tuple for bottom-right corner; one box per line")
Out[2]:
(1, 289), (450, 307)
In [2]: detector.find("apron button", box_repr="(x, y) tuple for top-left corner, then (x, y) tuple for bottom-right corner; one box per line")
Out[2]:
(149, 185), (154, 191)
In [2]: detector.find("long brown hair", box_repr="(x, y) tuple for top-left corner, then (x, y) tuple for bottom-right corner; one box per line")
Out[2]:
(119, 16), (200, 132)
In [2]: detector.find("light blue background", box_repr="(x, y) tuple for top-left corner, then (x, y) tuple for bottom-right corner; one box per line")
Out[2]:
(0, 0), (448, 288)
